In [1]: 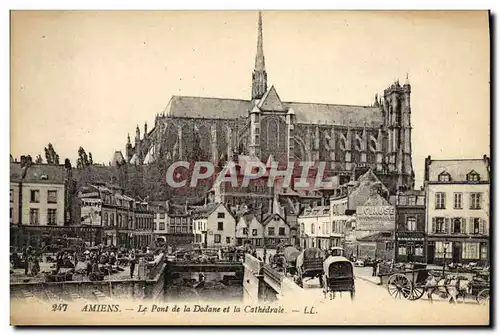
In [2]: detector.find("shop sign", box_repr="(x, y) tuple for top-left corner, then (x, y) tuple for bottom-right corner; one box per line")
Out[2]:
(356, 206), (395, 231)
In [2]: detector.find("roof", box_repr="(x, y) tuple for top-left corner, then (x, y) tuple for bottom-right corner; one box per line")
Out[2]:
(10, 163), (24, 182)
(110, 151), (126, 167)
(162, 94), (383, 126)
(357, 231), (394, 242)
(362, 193), (391, 207)
(21, 164), (67, 185)
(427, 158), (490, 182)
(300, 205), (330, 217)
(262, 213), (287, 225)
(192, 202), (235, 219)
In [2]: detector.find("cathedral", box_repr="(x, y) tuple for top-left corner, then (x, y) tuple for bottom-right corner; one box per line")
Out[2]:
(122, 12), (415, 194)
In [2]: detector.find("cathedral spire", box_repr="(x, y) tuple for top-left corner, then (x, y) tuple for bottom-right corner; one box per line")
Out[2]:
(252, 11), (268, 100)
(255, 11), (265, 71)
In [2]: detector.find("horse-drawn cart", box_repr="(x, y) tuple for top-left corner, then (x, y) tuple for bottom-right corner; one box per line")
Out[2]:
(385, 264), (490, 304)
(294, 247), (325, 288)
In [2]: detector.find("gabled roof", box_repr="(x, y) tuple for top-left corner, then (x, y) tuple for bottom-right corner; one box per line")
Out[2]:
(162, 94), (383, 126)
(110, 151), (126, 167)
(428, 158), (490, 182)
(258, 86), (286, 112)
(362, 193), (391, 206)
(192, 202), (235, 220)
(262, 213), (287, 226)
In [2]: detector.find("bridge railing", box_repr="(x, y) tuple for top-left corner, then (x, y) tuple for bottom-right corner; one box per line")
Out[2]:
(146, 253), (166, 280)
(262, 264), (283, 291)
(244, 253), (263, 275)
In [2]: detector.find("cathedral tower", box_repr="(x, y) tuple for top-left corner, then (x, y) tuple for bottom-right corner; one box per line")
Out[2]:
(251, 11), (267, 101)
(382, 75), (415, 190)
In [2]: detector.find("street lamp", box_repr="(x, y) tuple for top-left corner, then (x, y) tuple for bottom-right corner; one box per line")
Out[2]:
(442, 241), (450, 277)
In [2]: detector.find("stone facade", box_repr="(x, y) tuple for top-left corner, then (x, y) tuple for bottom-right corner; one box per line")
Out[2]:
(123, 12), (415, 195)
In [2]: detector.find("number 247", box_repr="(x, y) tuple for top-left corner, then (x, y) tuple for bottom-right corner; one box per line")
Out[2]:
(51, 304), (68, 312)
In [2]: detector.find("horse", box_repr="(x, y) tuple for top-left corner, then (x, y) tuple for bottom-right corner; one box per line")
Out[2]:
(424, 273), (470, 304)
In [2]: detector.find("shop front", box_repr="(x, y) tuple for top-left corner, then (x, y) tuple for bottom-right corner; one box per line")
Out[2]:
(427, 237), (489, 266)
(395, 232), (426, 263)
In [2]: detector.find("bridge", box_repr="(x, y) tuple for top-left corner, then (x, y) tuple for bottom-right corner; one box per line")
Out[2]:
(166, 262), (244, 273)
(242, 254), (306, 303)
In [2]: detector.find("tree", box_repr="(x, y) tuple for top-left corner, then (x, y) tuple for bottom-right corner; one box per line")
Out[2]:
(77, 147), (89, 169)
(35, 155), (43, 164)
(44, 143), (59, 165)
(64, 158), (72, 169)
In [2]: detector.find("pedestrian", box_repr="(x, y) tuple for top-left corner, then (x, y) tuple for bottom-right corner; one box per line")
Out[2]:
(263, 246), (267, 263)
(129, 250), (136, 279)
(22, 246), (29, 275)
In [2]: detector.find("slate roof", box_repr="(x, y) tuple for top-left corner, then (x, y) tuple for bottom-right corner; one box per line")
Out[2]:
(10, 163), (24, 182)
(427, 159), (490, 182)
(163, 94), (383, 127)
(20, 164), (67, 185)
(300, 205), (330, 217)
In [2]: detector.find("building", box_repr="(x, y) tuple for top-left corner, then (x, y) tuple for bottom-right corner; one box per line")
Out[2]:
(329, 193), (351, 251)
(262, 213), (290, 247)
(122, 12), (415, 196)
(424, 156), (490, 266)
(151, 201), (169, 245)
(235, 212), (264, 247)
(165, 202), (194, 247)
(298, 205), (331, 250)
(77, 183), (154, 248)
(192, 203), (236, 247)
(394, 190), (426, 263)
(10, 161), (74, 249)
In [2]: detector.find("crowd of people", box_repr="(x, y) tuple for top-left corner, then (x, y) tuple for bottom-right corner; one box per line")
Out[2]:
(10, 243), (166, 282)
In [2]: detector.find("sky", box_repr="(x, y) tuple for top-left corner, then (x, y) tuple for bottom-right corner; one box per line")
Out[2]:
(10, 10), (490, 188)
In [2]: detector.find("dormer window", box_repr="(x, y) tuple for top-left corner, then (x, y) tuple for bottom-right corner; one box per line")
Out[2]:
(467, 170), (480, 182)
(438, 172), (451, 182)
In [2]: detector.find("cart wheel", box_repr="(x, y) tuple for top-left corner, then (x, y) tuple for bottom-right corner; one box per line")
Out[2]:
(350, 289), (355, 301)
(387, 274), (412, 299)
(477, 289), (489, 305)
(409, 285), (425, 301)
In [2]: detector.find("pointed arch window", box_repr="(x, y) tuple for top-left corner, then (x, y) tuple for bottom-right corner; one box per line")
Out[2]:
(467, 170), (480, 182)
(438, 171), (451, 182)
(369, 139), (377, 152)
(339, 137), (347, 151)
(354, 138), (362, 151)
(266, 118), (280, 149)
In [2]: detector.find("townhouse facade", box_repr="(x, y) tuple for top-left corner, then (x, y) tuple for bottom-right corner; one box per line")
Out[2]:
(78, 183), (154, 249)
(424, 156), (490, 266)
(262, 213), (290, 247)
(193, 203), (236, 247)
(235, 213), (264, 247)
(395, 190), (426, 263)
(10, 162), (74, 249)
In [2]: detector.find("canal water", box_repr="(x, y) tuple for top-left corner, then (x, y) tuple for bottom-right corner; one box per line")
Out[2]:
(164, 271), (244, 303)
